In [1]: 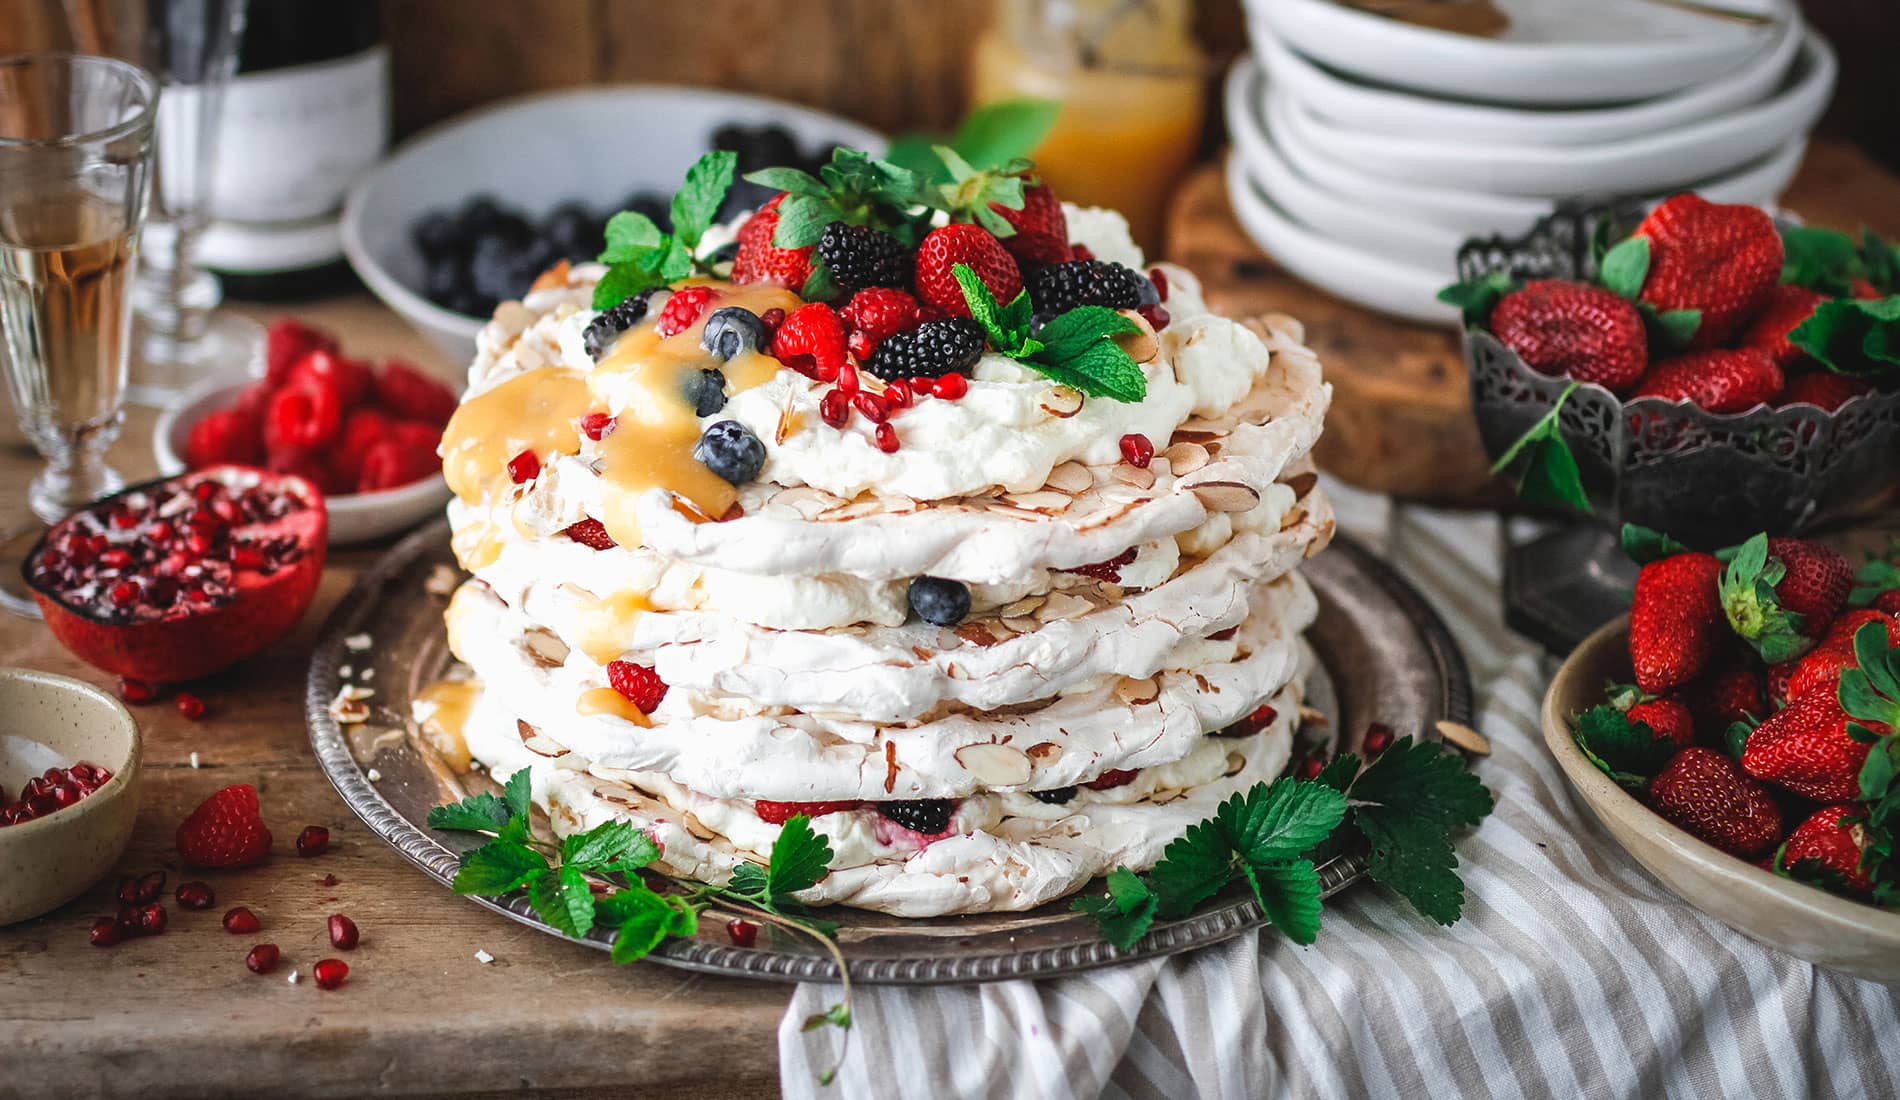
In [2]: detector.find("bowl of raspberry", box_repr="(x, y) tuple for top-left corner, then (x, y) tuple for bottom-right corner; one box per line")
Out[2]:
(154, 318), (455, 546)
(0, 667), (142, 926)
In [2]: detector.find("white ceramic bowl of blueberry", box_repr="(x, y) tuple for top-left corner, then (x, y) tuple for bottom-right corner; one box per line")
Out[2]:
(342, 85), (885, 365)
(152, 379), (453, 547)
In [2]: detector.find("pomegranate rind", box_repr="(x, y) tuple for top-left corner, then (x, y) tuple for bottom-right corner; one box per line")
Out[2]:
(23, 466), (329, 683)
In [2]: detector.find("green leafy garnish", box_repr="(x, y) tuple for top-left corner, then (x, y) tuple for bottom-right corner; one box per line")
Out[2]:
(1573, 704), (1676, 789)
(885, 97), (1060, 183)
(1849, 543), (1900, 606)
(954, 262), (1147, 402)
(1073, 738), (1492, 948)
(1720, 533), (1811, 664)
(1835, 624), (1900, 909)
(1620, 523), (1690, 565)
(591, 150), (737, 310)
(1488, 381), (1590, 513)
(1591, 233), (1700, 348)
(1789, 295), (1900, 378)
(744, 147), (924, 249)
(1436, 271), (1515, 327)
(1781, 225), (1866, 297)
(924, 145), (1028, 237)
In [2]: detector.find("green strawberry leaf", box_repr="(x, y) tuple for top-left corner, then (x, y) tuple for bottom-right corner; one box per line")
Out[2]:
(1574, 704), (1674, 788)
(1488, 382), (1590, 512)
(1861, 736), (1900, 804)
(1620, 523), (1690, 565)
(1241, 859), (1324, 944)
(451, 839), (548, 896)
(742, 166), (830, 198)
(948, 98), (1060, 172)
(1599, 236), (1650, 300)
(1851, 556), (1900, 606)
(1780, 225), (1864, 296)
(1862, 228), (1900, 295)
(1437, 271), (1516, 327)
(800, 260), (841, 304)
(1721, 533), (1809, 663)
(1725, 719), (1754, 760)
(1070, 866), (1158, 950)
(770, 192), (836, 249)
(1652, 308), (1702, 349)
(1790, 296), (1900, 378)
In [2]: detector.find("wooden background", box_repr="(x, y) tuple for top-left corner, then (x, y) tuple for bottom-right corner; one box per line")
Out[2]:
(9, 0), (1900, 178)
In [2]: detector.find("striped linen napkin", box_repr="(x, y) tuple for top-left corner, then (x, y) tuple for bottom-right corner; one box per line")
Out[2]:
(780, 478), (1900, 1099)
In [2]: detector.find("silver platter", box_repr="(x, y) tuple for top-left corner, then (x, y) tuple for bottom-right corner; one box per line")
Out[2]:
(308, 520), (1472, 984)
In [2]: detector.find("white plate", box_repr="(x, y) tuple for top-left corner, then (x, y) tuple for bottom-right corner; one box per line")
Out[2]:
(1270, 30), (1833, 197)
(1222, 153), (1455, 326)
(1246, 0), (1786, 106)
(1227, 57), (1807, 243)
(1251, 11), (1803, 147)
(342, 86), (884, 366)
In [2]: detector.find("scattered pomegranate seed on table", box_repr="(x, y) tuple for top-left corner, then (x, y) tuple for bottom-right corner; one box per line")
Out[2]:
(312, 958), (349, 990)
(90, 917), (123, 947)
(1364, 723), (1395, 756)
(1297, 758), (1326, 781)
(134, 903), (167, 936)
(175, 692), (205, 720)
(223, 906), (261, 934)
(118, 870), (164, 905)
(118, 677), (157, 704)
(296, 825), (330, 857)
(1119, 433), (1154, 468)
(245, 944), (281, 975)
(328, 914), (360, 950)
(727, 919), (760, 948)
(175, 881), (215, 910)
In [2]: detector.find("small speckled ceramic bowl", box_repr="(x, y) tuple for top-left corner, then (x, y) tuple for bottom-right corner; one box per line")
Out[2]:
(0, 668), (142, 926)
(1545, 619), (1900, 982)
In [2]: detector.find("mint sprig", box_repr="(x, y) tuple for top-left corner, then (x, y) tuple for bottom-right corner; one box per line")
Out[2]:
(1073, 738), (1492, 948)
(592, 151), (737, 311)
(954, 263), (1147, 402)
(884, 97), (1060, 184)
(1790, 295), (1900, 379)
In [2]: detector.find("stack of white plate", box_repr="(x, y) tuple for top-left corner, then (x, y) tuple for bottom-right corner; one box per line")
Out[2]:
(1225, 0), (1835, 324)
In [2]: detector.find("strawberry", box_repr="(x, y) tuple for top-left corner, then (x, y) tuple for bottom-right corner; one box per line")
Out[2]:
(1629, 552), (1725, 695)
(176, 784), (273, 867)
(606, 660), (666, 714)
(184, 408), (263, 469)
(286, 348), (372, 410)
(731, 193), (813, 289)
(355, 438), (439, 493)
(1646, 746), (1782, 859)
(1489, 279), (1648, 395)
(770, 303), (848, 380)
(1877, 590), (1900, 618)
(1739, 285), (1824, 368)
(375, 361), (459, 426)
(1679, 656), (1764, 736)
(1627, 696), (1695, 748)
(1631, 193), (1783, 348)
(992, 182), (1070, 267)
(1781, 804), (1874, 895)
(655, 285), (716, 338)
(1632, 348), (1782, 413)
(913, 223), (1022, 318)
(1742, 689), (1883, 802)
(754, 799), (861, 825)
(563, 518), (616, 550)
(265, 318), (336, 387)
(1783, 610), (1900, 703)
(1720, 534), (1852, 662)
(1777, 370), (1874, 411)
(839, 287), (925, 359)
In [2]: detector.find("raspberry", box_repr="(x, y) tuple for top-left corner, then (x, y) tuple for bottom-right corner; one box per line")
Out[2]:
(1084, 769), (1138, 791)
(385, 420), (442, 453)
(770, 303), (848, 380)
(356, 438), (438, 492)
(656, 286), (717, 338)
(731, 194), (814, 289)
(286, 348), (372, 410)
(606, 660), (667, 713)
(329, 408), (391, 485)
(817, 222), (909, 291)
(263, 378), (343, 453)
(563, 518), (617, 549)
(375, 361), (458, 426)
(839, 287), (924, 357)
(754, 799), (861, 825)
(1029, 259), (1149, 312)
(876, 799), (955, 835)
(184, 408), (263, 469)
(265, 318), (336, 387)
(175, 784), (273, 868)
(864, 317), (985, 381)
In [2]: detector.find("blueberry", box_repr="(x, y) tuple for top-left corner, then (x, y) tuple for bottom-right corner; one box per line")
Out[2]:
(907, 576), (970, 626)
(681, 368), (727, 416)
(458, 194), (504, 232)
(543, 202), (601, 259)
(424, 255), (468, 304)
(701, 307), (767, 361)
(693, 420), (765, 484)
(412, 210), (460, 259)
(468, 235), (523, 303)
(1136, 273), (1161, 307)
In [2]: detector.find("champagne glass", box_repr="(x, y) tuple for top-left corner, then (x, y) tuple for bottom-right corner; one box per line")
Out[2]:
(126, 0), (260, 405)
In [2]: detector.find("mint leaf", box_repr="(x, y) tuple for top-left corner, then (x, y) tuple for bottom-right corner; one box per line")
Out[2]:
(1488, 382), (1589, 512)
(954, 262), (1014, 347)
(669, 151), (735, 250)
(428, 791), (512, 834)
(1030, 339), (1147, 403)
(1621, 523), (1690, 565)
(742, 166), (829, 198)
(503, 768), (533, 821)
(600, 211), (665, 263)
(1437, 271), (1515, 327)
(1781, 225), (1864, 296)
(1034, 305), (1140, 362)
(592, 263), (665, 311)
(1213, 778), (1348, 866)
(1790, 296), (1900, 377)
(452, 839), (548, 896)
(529, 865), (597, 939)
(1147, 819), (1234, 919)
(1071, 866), (1158, 950)
(948, 98), (1060, 172)
(1598, 237), (1650, 300)
(766, 815), (833, 898)
(1242, 859), (1324, 944)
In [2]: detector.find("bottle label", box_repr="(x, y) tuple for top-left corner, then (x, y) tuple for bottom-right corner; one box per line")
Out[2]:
(204, 46), (390, 225)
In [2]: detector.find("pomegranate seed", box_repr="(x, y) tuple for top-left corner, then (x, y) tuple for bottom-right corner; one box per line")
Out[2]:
(836, 361), (858, 395)
(90, 917), (123, 947)
(759, 307), (785, 336)
(109, 507), (139, 530)
(1364, 722), (1395, 756)
(223, 906), (261, 934)
(99, 547), (133, 570)
(176, 881), (215, 909)
(296, 825), (330, 857)
(328, 913), (359, 950)
(147, 520), (172, 541)
(108, 580), (140, 606)
(580, 412), (617, 441)
(726, 918), (760, 948)
(135, 903), (167, 936)
(245, 943), (281, 975)
(134, 869), (166, 904)
(1297, 757), (1326, 781)
(1138, 303), (1170, 332)
(854, 391), (889, 424)
(819, 388), (850, 428)
(874, 423), (899, 454)
(116, 875), (142, 904)
(1209, 627), (1239, 641)
(312, 958), (349, 990)
(506, 450), (540, 484)
(193, 480), (219, 502)
(884, 380), (912, 409)
(1119, 433), (1154, 468)
(116, 903), (140, 932)
(50, 783), (79, 809)
(175, 692), (205, 720)
(1251, 704), (1279, 727)
(1148, 267), (1169, 302)
(846, 329), (875, 361)
(930, 373), (967, 400)
(231, 544), (265, 569)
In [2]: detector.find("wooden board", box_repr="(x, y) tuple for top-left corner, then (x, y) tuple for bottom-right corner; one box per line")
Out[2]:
(0, 301), (784, 1100)
(1166, 140), (1900, 505)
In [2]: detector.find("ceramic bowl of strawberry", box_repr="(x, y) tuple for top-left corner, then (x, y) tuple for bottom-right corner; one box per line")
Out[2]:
(153, 320), (456, 546)
(1454, 195), (1900, 551)
(0, 668), (143, 926)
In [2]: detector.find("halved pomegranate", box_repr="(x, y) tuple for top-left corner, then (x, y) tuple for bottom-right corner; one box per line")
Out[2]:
(23, 466), (327, 682)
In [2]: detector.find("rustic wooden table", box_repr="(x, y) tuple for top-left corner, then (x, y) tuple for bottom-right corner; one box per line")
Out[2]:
(0, 302), (783, 1100)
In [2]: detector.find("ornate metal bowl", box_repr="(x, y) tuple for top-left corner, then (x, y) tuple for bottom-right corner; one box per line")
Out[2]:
(1458, 206), (1900, 550)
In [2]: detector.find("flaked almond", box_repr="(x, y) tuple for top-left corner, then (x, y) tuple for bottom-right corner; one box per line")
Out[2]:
(996, 595), (1047, 618)
(681, 812), (717, 841)
(425, 563), (461, 597)
(955, 622), (1003, 648)
(1113, 676), (1161, 707)
(329, 687), (370, 725)
(1045, 462), (1093, 494)
(1002, 490), (1074, 514)
(1036, 592), (1093, 622)
(1115, 309), (1159, 363)
(1025, 741), (1064, 764)
(1163, 441), (1210, 475)
(775, 389), (799, 445)
(1038, 386), (1084, 419)
(1435, 720), (1491, 756)
(524, 630), (570, 668)
(1002, 616), (1040, 634)
(1112, 463), (1157, 490)
(1190, 481), (1261, 513)
(954, 743), (1032, 786)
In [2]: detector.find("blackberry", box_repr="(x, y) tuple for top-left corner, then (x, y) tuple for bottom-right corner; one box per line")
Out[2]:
(864, 317), (985, 382)
(701, 306), (767, 361)
(1028, 259), (1149, 313)
(817, 222), (909, 291)
(693, 420), (766, 484)
(583, 289), (658, 361)
(1030, 787), (1077, 805)
(907, 576), (970, 626)
(681, 368), (727, 417)
(877, 799), (955, 835)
